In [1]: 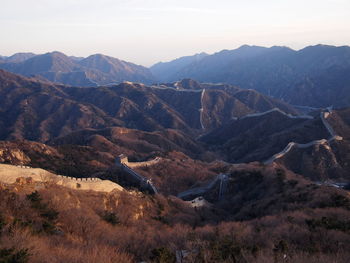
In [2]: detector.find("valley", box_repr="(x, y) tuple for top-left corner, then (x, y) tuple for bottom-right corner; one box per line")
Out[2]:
(0, 68), (348, 192)
(0, 46), (349, 262)
(2, 0), (350, 260)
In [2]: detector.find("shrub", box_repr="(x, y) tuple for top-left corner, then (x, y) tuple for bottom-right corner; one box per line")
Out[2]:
(25, 191), (59, 234)
(41, 221), (57, 234)
(276, 169), (286, 187)
(330, 194), (350, 209)
(26, 191), (42, 203)
(273, 240), (288, 254)
(306, 217), (350, 232)
(0, 248), (30, 263)
(287, 180), (298, 188)
(210, 237), (246, 262)
(0, 214), (5, 232)
(40, 209), (59, 221)
(150, 247), (176, 263)
(102, 211), (120, 226)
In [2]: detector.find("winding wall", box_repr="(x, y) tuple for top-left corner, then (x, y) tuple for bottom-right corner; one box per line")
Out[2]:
(121, 157), (161, 168)
(177, 173), (228, 200)
(116, 158), (158, 194)
(239, 108), (314, 120)
(264, 110), (343, 165)
(199, 89), (206, 129)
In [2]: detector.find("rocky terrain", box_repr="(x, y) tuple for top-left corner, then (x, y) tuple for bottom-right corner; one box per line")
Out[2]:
(0, 47), (349, 262)
(0, 68), (348, 184)
(0, 70), (297, 141)
(275, 108), (350, 181)
(0, 163), (349, 262)
(201, 109), (328, 162)
(201, 108), (350, 182)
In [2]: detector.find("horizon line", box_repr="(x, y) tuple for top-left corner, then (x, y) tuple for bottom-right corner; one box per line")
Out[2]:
(1, 43), (349, 68)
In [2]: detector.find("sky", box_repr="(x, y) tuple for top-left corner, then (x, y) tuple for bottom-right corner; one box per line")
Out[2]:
(1, 0), (350, 66)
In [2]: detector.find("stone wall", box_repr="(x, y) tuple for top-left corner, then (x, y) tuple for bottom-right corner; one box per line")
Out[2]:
(119, 163), (158, 194)
(56, 175), (102, 182)
(0, 164), (123, 193)
(117, 155), (161, 168)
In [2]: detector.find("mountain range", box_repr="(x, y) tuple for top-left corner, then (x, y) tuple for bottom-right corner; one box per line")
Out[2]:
(0, 69), (348, 184)
(201, 107), (350, 181)
(151, 44), (350, 107)
(0, 51), (155, 86)
(2, 44), (350, 109)
(0, 53), (349, 262)
(0, 70), (296, 142)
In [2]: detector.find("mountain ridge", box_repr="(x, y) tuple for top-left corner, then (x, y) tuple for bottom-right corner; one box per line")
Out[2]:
(0, 69), (297, 142)
(0, 51), (156, 86)
(150, 44), (350, 107)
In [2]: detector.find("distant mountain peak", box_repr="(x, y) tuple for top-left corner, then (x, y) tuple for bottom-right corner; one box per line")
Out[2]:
(150, 44), (350, 107)
(237, 44), (262, 49)
(47, 51), (68, 56)
(0, 51), (155, 86)
(270, 45), (294, 51)
(87, 53), (111, 59)
(3, 52), (36, 63)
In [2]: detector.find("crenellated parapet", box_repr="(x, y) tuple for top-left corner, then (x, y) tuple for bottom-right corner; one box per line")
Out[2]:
(115, 155), (158, 194)
(0, 164), (122, 193)
(56, 175), (102, 182)
(115, 154), (161, 168)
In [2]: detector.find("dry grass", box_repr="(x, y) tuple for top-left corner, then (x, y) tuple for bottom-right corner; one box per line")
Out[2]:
(0, 170), (349, 262)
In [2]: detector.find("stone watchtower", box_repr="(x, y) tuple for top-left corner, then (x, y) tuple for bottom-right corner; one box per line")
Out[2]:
(115, 154), (128, 166)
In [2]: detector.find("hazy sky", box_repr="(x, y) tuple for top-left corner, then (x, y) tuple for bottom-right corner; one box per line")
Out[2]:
(1, 0), (350, 66)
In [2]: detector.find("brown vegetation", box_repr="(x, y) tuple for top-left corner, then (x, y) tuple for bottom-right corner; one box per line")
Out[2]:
(0, 163), (349, 262)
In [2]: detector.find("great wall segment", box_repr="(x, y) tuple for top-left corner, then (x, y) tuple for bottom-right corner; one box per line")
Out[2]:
(0, 154), (160, 195)
(239, 107), (314, 121)
(264, 109), (343, 165)
(0, 163), (123, 193)
(0, 107), (342, 201)
(116, 154), (161, 168)
(115, 154), (158, 194)
(177, 173), (229, 201)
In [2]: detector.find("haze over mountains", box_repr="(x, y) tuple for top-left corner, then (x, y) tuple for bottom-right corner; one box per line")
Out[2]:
(1, 44), (350, 108)
(0, 70), (296, 142)
(0, 51), (155, 86)
(0, 44), (349, 182)
(151, 44), (350, 107)
(0, 52), (36, 63)
(2, 0), (350, 258)
(0, 68), (348, 183)
(0, 44), (350, 262)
